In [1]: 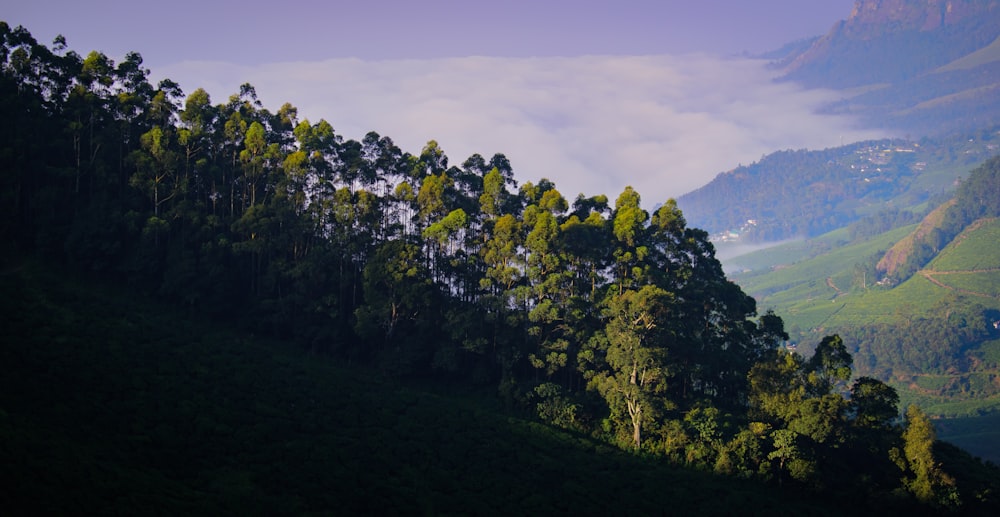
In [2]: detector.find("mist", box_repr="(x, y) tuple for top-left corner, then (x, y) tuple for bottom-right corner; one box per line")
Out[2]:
(157, 54), (886, 204)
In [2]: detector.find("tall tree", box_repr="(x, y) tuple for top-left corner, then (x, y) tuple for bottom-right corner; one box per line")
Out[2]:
(610, 186), (649, 293)
(900, 404), (957, 506)
(584, 284), (672, 449)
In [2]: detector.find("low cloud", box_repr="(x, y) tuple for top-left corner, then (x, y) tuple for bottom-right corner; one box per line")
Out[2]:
(157, 54), (885, 205)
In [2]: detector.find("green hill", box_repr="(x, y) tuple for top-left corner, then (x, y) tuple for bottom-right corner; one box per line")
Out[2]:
(877, 200), (956, 278)
(725, 199), (1000, 464)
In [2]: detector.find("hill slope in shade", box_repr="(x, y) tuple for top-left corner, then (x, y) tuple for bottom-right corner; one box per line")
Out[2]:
(936, 34), (1000, 72)
(0, 262), (878, 515)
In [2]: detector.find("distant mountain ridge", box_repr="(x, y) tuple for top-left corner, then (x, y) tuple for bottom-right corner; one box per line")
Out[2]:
(763, 0), (1000, 138)
(782, 0), (1000, 87)
(845, 0), (992, 34)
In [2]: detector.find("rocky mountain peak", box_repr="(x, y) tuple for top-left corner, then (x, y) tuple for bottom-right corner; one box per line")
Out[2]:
(845, 0), (997, 36)
(780, 0), (1000, 88)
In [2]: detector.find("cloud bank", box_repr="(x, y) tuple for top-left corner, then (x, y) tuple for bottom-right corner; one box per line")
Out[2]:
(157, 54), (885, 205)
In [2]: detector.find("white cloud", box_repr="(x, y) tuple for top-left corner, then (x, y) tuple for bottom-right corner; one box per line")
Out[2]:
(156, 54), (885, 206)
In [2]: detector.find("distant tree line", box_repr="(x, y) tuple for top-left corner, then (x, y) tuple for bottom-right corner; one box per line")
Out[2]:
(1, 22), (993, 507)
(844, 297), (1000, 379)
(848, 207), (922, 242)
(678, 145), (924, 242)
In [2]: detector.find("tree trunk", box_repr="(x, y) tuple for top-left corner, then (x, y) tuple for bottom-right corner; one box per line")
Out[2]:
(632, 405), (642, 449)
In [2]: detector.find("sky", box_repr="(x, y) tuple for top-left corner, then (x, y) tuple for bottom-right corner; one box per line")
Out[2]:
(5, 0), (880, 204)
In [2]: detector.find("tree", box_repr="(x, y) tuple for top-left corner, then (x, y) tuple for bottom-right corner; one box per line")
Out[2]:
(849, 376), (899, 430)
(806, 334), (853, 395)
(240, 120), (273, 207)
(130, 125), (179, 218)
(585, 284), (672, 449)
(354, 239), (438, 374)
(900, 404), (958, 506)
(478, 212), (525, 394)
(524, 188), (574, 379)
(610, 186), (648, 292)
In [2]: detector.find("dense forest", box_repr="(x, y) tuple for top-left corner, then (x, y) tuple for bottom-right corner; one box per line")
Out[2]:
(2, 22), (999, 511)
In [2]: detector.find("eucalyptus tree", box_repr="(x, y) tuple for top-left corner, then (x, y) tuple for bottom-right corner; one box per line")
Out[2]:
(360, 131), (407, 240)
(610, 186), (649, 294)
(583, 284), (674, 449)
(900, 404), (958, 506)
(523, 187), (579, 381)
(129, 125), (179, 220)
(112, 52), (155, 182)
(177, 88), (221, 215)
(355, 239), (441, 374)
(479, 211), (526, 390)
(645, 199), (771, 407)
(560, 195), (611, 303)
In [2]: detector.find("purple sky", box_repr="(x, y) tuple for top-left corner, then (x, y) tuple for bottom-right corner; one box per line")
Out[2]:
(6, 1), (874, 203)
(8, 1), (855, 66)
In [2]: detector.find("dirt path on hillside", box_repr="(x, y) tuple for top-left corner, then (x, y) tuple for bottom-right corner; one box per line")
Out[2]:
(920, 269), (1000, 299)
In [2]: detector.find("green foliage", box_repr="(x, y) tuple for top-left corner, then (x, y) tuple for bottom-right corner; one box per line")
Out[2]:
(901, 405), (960, 507)
(806, 335), (853, 392)
(850, 377), (901, 430)
(584, 285), (672, 449)
(532, 382), (581, 430)
(727, 162), (1000, 435)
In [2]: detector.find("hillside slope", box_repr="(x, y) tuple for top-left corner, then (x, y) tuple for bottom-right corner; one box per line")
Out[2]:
(678, 130), (998, 240)
(726, 215), (1000, 462)
(0, 261), (878, 515)
(877, 198), (956, 277)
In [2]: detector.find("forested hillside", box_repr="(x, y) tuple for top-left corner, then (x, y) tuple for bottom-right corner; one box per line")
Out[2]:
(678, 132), (999, 241)
(3, 21), (999, 512)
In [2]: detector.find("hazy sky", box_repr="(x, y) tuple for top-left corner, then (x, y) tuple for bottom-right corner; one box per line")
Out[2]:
(6, 0), (876, 203)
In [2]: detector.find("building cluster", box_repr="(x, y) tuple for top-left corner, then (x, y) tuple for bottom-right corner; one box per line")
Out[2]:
(710, 219), (757, 244)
